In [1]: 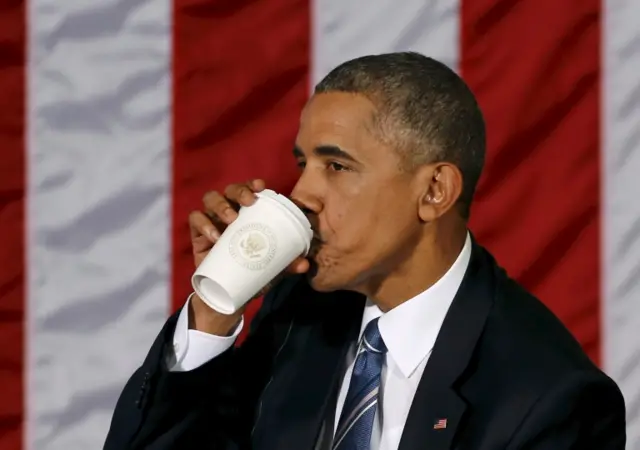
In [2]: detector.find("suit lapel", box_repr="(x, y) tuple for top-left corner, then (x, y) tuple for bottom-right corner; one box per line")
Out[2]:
(263, 288), (365, 450)
(398, 239), (496, 450)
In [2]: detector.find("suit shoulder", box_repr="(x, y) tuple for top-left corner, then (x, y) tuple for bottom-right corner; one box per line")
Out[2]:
(459, 268), (624, 434)
(479, 272), (603, 381)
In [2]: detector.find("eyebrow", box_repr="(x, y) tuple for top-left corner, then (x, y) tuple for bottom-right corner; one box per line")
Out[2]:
(293, 145), (359, 164)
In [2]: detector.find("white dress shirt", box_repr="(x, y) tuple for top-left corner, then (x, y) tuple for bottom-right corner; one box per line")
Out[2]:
(168, 233), (471, 449)
(166, 295), (244, 371)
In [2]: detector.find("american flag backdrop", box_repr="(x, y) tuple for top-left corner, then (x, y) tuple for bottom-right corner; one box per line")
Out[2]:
(0, 0), (639, 448)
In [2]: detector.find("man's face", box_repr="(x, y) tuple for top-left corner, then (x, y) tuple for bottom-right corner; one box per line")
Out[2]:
(291, 92), (422, 293)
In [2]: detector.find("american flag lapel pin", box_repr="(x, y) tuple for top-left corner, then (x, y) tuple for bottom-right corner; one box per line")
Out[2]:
(433, 418), (448, 430)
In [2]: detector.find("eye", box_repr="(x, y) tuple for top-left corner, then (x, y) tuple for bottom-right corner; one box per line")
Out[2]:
(296, 160), (306, 169)
(328, 161), (348, 172)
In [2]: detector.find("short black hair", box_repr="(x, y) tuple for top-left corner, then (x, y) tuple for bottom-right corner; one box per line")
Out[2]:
(314, 51), (485, 219)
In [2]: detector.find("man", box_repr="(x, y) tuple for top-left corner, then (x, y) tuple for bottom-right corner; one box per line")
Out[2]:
(104, 52), (626, 449)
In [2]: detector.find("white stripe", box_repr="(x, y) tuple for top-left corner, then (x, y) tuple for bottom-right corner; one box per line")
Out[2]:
(312, 4), (459, 450)
(311, 0), (460, 85)
(332, 398), (378, 450)
(334, 385), (379, 440)
(26, 1), (171, 448)
(362, 336), (383, 354)
(603, 0), (640, 446)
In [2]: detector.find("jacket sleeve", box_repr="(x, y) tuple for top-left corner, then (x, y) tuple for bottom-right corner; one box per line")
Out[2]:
(506, 370), (626, 449)
(103, 276), (302, 450)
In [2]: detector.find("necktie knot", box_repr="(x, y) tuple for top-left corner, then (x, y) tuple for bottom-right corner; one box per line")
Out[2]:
(362, 318), (386, 355)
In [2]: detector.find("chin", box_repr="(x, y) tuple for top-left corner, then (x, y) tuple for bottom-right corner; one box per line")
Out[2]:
(304, 270), (330, 292)
(306, 276), (337, 292)
(305, 264), (347, 293)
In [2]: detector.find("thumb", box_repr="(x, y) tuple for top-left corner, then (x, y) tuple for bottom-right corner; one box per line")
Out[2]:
(287, 257), (310, 274)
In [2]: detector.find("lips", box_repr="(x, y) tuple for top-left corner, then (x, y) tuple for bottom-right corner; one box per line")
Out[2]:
(308, 235), (323, 257)
(304, 212), (320, 238)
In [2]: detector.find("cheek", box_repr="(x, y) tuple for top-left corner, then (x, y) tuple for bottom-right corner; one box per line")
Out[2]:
(324, 199), (362, 239)
(323, 199), (376, 255)
(329, 196), (412, 253)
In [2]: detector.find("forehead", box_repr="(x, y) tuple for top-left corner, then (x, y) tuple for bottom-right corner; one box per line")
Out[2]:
(295, 92), (382, 156)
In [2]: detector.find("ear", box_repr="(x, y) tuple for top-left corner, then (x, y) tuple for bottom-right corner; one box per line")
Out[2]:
(416, 162), (464, 222)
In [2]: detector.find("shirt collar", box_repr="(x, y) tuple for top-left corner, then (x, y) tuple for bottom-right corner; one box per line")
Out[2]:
(358, 232), (472, 378)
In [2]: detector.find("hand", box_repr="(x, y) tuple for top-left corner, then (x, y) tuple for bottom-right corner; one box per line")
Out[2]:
(187, 179), (310, 334)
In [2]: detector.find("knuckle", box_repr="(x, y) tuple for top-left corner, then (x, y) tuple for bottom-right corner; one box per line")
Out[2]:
(223, 183), (239, 198)
(212, 199), (231, 214)
(202, 190), (222, 206)
(226, 182), (253, 198)
(204, 195), (230, 214)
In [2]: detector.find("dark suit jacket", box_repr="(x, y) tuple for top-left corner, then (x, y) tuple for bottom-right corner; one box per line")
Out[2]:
(104, 240), (626, 449)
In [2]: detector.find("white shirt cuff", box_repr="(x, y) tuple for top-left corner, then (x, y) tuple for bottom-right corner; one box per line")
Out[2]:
(167, 294), (244, 372)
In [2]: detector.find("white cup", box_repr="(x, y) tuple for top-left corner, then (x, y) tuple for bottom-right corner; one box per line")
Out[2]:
(191, 189), (313, 314)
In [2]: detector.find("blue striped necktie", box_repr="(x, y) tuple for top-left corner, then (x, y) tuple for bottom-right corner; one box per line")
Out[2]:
(332, 317), (387, 450)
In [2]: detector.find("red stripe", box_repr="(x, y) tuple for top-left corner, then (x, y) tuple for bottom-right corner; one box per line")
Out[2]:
(0, 0), (25, 447)
(461, 0), (601, 363)
(172, 0), (310, 339)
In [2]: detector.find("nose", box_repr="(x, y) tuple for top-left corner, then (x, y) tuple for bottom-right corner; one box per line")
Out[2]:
(290, 174), (323, 217)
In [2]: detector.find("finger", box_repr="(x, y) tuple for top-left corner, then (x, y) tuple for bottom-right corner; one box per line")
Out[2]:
(189, 210), (220, 241)
(224, 183), (258, 208)
(249, 178), (266, 192)
(192, 235), (215, 254)
(286, 257), (310, 274)
(203, 190), (238, 223)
